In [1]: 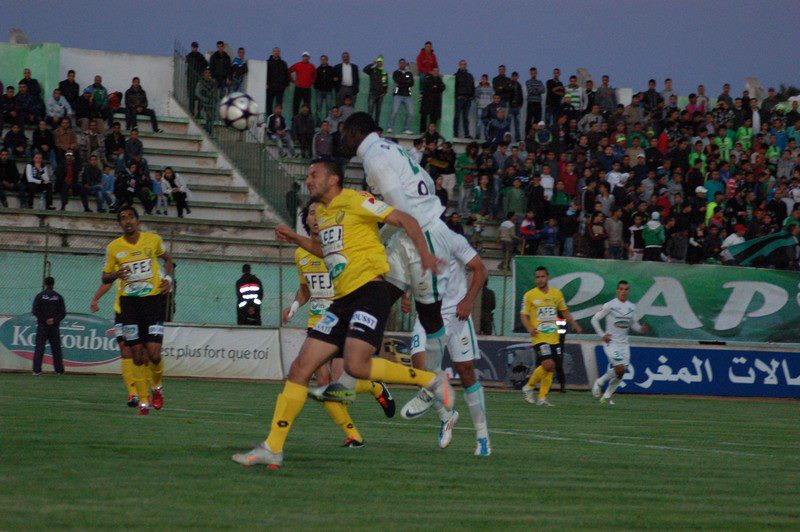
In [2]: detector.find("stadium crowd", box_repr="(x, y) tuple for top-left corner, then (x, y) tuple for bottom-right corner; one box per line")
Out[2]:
(208, 39), (798, 271)
(0, 69), (191, 216)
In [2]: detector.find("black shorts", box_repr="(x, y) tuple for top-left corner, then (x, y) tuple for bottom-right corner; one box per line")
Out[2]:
(306, 280), (392, 352)
(533, 342), (561, 363)
(120, 294), (166, 346)
(114, 312), (126, 345)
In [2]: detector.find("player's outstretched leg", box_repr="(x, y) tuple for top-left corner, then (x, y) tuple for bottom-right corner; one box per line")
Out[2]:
(594, 367), (616, 398)
(355, 380), (396, 418)
(601, 364), (626, 405)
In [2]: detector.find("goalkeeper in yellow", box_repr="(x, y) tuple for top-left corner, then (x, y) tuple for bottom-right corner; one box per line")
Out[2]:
(519, 266), (581, 406)
(280, 201), (396, 448)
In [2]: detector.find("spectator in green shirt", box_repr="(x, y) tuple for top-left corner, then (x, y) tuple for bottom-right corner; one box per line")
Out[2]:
(455, 142), (479, 213)
(737, 118), (754, 151)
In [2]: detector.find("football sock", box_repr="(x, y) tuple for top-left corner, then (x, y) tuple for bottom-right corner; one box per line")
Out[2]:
(132, 362), (149, 405)
(265, 381), (308, 453)
(539, 371), (554, 399)
(120, 358), (136, 395)
(337, 372), (357, 390)
(354, 380), (382, 398)
(464, 382), (489, 440)
(323, 401), (363, 442)
(432, 399), (450, 422)
(423, 327), (446, 372)
(596, 368), (616, 387)
(525, 365), (546, 388)
(604, 376), (621, 399)
(148, 358), (164, 389)
(368, 357), (436, 388)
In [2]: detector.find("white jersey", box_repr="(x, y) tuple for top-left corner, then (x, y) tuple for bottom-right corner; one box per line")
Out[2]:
(590, 298), (642, 345)
(357, 132), (445, 229)
(441, 233), (478, 313)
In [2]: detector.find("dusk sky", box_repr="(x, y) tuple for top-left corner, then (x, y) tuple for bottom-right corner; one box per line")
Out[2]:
(4, 0), (799, 95)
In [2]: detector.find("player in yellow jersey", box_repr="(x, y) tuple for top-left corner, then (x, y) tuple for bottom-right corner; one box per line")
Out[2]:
(101, 205), (173, 416)
(519, 266), (581, 406)
(280, 201), (396, 447)
(232, 158), (453, 469)
(90, 279), (140, 407)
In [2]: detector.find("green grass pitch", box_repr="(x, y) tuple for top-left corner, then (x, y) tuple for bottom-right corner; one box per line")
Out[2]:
(1, 373), (798, 529)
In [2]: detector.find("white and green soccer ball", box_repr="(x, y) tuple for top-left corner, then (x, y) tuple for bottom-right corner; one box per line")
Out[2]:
(219, 92), (259, 131)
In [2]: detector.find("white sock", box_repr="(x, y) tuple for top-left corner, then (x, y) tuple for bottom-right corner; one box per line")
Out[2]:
(596, 368), (616, 387)
(424, 327), (446, 372)
(336, 372), (357, 390)
(432, 399), (450, 422)
(603, 376), (621, 399)
(464, 382), (488, 440)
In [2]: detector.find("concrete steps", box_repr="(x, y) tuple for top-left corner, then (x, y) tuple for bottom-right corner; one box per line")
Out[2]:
(142, 147), (219, 168)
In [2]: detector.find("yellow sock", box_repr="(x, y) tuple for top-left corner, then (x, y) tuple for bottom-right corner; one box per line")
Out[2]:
(323, 402), (363, 442)
(539, 371), (554, 399)
(120, 358), (136, 395)
(132, 363), (149, 405)
(265, 381), (308, 453)
(148, 359), (164, 389)
(354, 380), (382, 398)
(368, 357), (436, 388)
(526, 365), (545, 388)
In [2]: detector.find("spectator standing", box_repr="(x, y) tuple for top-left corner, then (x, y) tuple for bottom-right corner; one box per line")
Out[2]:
(289, 52), (316, 118)
(525, 67), (545, 134)
(498, 212), (518, 270)
(474, 75), (494, 139)
(312, 120), (333, 158)
(604, 208), (625, 259)
(545, 68), (565, 125)
(333, 51), (359, 106)
(230, 47), (248, 93)
(627, 214), (646, 260)
(455, 141), (479, 212)
(185, 42), (208, 116)
(453, 59), (475, 138)
(363, 56), (389, 124)
(588, 212), (608, 258)
(45, 88), (73, 128)
(388, 59), (414, 134)
(236, 264), (263, 326)
(195, 69), (217, 127)
(491, 65), (513, 108)
(479, 281), (496, 335)
(31, 276), (66, 375)
(89, 75), (111, 129)
(643, 211), (665, 261)
(291, 104), (315, 158)
(564, 75), (583, 114)
(314, 55), (336, 125)
(266, 47), (289, 113)
(420, 67), (445, 133)
(58, 69), (80, 111)
(124, 77), (161, 133)
(596, 75), (617, 117)
(209, 41), (232, 98)
(508, 72), (524, 141)
(25, 152), (53, 209)
(415, 41), (438, 86)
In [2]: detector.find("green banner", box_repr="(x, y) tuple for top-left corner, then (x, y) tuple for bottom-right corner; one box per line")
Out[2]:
(513, 257), (800, 343)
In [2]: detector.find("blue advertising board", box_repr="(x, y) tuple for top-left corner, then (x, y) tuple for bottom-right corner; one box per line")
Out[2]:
(595, 345), (800, 398)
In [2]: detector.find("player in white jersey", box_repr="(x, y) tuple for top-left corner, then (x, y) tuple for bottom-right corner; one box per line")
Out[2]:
(590, 280), (648, 404)
(311, 113), (457, 403)
(401, 233), (490, 455)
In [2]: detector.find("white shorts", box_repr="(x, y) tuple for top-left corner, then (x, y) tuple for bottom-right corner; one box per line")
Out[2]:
(603, 343), (630, 367)
(386, 219), (454, 305)
(410, 312), (480, 365)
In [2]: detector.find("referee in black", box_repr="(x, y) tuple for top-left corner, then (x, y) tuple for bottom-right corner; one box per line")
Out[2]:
(31, 276), (66, 375)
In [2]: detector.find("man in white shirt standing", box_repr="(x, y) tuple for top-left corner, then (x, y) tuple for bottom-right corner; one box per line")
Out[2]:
(590, 280), (648, 404)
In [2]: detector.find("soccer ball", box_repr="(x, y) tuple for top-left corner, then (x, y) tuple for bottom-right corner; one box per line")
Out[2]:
(219, 92), (258, 131)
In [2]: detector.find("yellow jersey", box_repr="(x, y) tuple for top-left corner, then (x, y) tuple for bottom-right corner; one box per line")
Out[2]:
(315, 189), (394, 298)
(103, 231), (166, 297)
(295, 247), (334, 329)
(520, 286), (567, 345)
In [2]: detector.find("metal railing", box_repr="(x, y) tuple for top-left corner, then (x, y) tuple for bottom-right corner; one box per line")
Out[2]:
(172, 41), (304, 223)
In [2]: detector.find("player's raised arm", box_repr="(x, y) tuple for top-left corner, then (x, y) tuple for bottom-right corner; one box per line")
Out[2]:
(383, 209), (444, 274)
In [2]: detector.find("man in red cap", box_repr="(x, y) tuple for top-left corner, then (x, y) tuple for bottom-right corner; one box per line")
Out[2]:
(720, 224), (747, 265)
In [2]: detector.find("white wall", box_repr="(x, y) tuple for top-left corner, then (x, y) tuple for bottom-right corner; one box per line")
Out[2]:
(60, 47), (174, 116)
